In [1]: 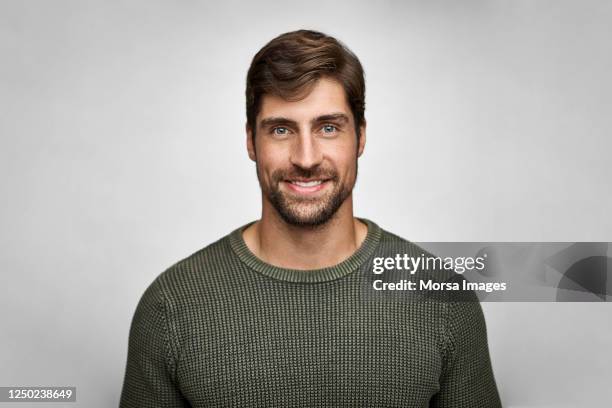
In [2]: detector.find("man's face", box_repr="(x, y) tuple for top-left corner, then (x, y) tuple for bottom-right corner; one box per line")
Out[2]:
(247, 77), (366, 227)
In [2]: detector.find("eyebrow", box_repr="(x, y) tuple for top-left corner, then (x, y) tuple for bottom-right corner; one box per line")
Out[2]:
(259, 113), (350, 129)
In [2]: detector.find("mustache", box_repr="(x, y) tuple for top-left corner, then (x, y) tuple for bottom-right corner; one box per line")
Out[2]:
(271, 167), (339, 182)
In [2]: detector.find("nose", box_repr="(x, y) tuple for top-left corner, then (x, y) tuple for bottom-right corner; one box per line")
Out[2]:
(289, 131), (323, 170)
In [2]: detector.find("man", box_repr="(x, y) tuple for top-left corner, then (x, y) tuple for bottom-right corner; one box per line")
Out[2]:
(120, 30), (501, 407)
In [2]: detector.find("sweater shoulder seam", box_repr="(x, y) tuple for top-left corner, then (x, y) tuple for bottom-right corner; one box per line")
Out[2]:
(155, 276), (182, 383)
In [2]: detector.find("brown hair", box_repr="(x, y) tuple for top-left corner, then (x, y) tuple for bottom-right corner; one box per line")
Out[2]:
(246, 29), (365, 138)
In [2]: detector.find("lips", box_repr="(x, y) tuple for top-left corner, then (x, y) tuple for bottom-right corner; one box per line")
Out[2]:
(283, 178), (330, 194)
(289, 180), (324, 187)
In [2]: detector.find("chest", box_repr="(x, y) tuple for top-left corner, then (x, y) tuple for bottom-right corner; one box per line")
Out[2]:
(175, 298), (443, 407)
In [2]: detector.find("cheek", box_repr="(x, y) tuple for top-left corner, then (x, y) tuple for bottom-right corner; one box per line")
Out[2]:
(335, 149), (358, 175)
(257, 149), (287, 179)
(326, 139), (358, 167)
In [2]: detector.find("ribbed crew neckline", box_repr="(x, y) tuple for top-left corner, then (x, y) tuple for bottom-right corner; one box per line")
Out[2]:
(228, 217), (382, 283)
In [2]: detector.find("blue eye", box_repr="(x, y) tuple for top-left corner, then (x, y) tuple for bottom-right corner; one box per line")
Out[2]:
(322, 124), (337, 133)
(273, 127), (289, 135)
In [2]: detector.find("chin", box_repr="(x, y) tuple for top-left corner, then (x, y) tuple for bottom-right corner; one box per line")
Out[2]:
(276, 202), (340, 227)
(279, 214), (334, 227)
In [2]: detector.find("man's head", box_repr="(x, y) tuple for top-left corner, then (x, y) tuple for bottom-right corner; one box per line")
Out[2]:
(245, 30), (366, 227)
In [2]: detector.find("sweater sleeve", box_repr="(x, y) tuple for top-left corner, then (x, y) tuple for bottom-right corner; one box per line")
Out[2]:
(119, 277), (189, 408)
(430, 288), (502, 408)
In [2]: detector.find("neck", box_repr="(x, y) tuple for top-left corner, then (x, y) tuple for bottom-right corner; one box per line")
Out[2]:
(243, 196), (368, 270)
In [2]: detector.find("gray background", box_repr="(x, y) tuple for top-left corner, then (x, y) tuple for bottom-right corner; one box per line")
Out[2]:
(1, 1), (611, 407)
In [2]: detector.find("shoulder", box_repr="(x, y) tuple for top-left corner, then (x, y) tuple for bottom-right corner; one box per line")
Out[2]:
(375, 224), (458, 283)
(376, 227), (488, 344)
(373, 223), (481, 311)
(145, 229), (243, 308)
(160, 235), (229, 284)
(376, 224), (434, 258)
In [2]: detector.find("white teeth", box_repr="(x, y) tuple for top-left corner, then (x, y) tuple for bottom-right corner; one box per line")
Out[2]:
(291, 180), (323, 187)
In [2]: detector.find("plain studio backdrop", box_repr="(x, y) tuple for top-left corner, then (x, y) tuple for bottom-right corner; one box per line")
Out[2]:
(1, 1), (610, 407)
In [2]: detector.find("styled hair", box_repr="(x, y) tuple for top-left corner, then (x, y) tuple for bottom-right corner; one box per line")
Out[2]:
(246, 29), (365, 138)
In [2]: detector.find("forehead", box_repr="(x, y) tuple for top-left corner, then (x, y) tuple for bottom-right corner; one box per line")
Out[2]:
(257, 77), (352, 124)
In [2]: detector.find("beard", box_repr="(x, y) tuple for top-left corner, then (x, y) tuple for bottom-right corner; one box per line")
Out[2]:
(257, 161), (357, 227)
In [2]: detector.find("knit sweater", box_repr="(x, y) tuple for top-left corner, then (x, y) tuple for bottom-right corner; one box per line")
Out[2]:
(119, 218), (501, 407)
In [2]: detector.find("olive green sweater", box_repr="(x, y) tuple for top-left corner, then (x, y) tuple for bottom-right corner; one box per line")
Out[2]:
(119, 218), (501, 407)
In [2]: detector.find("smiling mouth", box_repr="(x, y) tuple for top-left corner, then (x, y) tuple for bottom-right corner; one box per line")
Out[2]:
(289, 179), (325, 186)
(283, 178), (331, 194)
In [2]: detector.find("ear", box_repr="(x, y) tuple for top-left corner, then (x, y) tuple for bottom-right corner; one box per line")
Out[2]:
(357, 120), (366, 157)
(246, 122), (256, 162)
